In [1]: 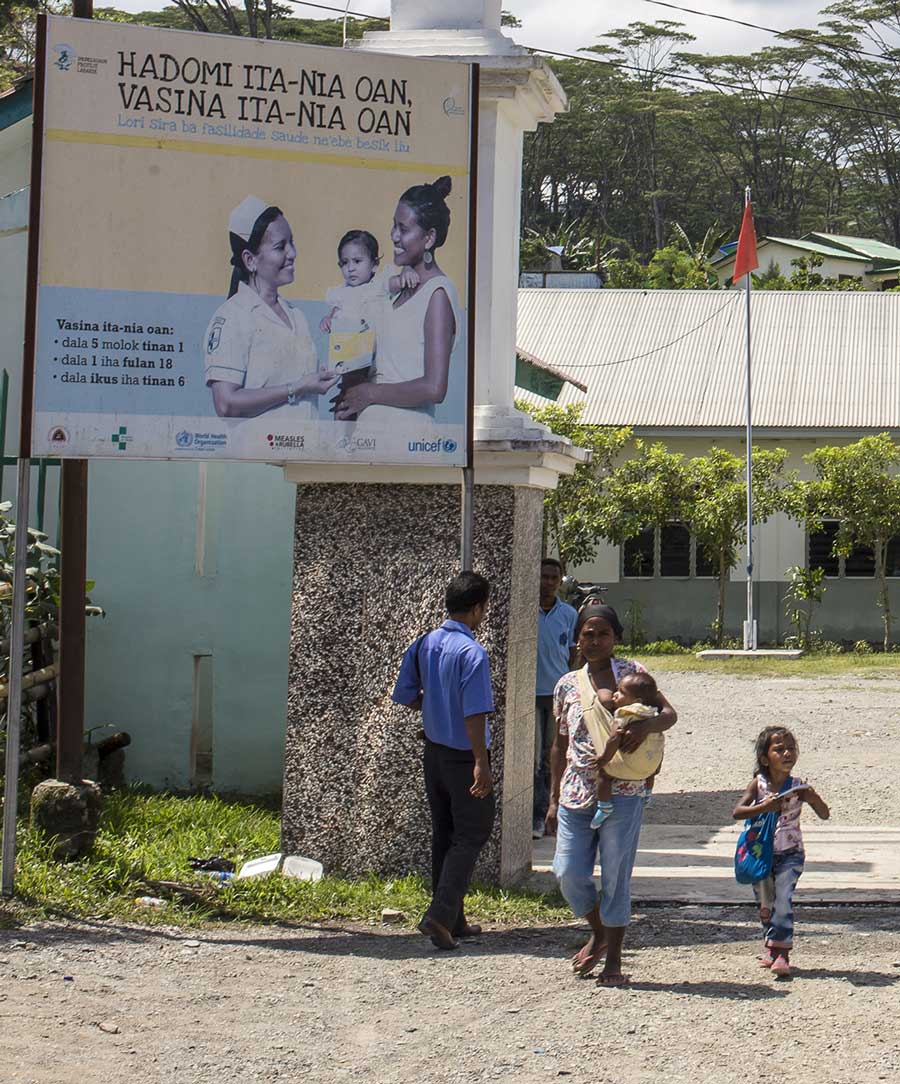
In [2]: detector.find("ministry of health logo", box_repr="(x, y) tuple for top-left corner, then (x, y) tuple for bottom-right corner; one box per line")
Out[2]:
(109, 426), (133, 451)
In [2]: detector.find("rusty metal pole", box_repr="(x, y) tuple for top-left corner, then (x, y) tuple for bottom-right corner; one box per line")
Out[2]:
(56, 0), (93, 784)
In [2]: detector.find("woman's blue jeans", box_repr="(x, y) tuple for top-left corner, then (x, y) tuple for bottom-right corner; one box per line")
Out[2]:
(552, 796), (644, 927)
(753, 848), (804, 948)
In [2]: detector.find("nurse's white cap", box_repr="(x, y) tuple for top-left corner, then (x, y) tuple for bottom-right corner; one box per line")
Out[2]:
(229, 195), (270, 241)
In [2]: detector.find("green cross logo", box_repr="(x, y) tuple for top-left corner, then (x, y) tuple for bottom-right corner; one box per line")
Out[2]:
(110, 426), (130, 451)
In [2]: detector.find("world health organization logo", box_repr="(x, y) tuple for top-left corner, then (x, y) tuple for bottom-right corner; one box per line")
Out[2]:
(175, 430), (194, 448)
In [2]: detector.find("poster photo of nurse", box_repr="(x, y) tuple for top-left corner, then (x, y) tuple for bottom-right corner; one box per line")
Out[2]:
(203, 195), (339, 419)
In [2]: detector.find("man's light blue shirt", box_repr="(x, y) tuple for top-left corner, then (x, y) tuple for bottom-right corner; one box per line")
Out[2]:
(536, 598), (578, 696)
(393, 620), (494, 750)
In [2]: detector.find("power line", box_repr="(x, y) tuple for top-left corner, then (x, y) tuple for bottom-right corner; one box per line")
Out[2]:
(521, 42), (900, 124)
(542, 296), (740, 370)
(281, 2), (900, 124)
(642, 0), (897, 66)
(284, 1), (387, 20)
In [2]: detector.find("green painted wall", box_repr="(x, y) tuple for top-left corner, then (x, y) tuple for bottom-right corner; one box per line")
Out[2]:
(84, 459), (295, 794)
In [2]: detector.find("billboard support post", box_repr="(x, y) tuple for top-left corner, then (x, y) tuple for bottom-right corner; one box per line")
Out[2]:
(55, 0), (92, 785)
(460, 63), (479, 572)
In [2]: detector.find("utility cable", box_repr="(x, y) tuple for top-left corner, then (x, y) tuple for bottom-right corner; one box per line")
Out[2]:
(284, 0), (387, 20)
(642, 0), (898, 66)
(281, 1), (900, 123)
(529, 295), (740, 370)
(521, 43), (900, 124)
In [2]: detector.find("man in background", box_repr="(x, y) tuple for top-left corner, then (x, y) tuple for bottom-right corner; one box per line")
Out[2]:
(393, 572), (495, 950)
(534, 558), (577, 838)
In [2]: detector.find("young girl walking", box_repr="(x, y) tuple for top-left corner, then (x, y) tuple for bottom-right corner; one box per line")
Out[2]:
(733, 726), (830, 977)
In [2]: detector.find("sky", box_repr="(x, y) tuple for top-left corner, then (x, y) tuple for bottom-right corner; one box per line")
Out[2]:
(107, 0), (833, 59)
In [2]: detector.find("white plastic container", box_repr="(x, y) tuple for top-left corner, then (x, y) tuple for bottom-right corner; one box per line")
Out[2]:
(236, 852), (283, 880)
(281, 855), (324, 882)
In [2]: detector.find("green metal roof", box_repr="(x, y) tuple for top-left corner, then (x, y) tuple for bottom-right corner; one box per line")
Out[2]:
(804, 233), (900, 262)
(0, 78), (33, 133)
(763, 236), (870, 262)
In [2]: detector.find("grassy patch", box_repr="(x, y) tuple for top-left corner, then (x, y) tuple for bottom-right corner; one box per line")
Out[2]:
(2, 789), (569, 930)
(631, 652), (900, 679)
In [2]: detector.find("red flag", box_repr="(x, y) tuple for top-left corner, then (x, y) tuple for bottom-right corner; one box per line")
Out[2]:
(733, 201), (759, 282)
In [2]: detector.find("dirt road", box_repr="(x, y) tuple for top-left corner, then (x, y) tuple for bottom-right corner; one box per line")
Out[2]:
(3, 909), (899, 1084)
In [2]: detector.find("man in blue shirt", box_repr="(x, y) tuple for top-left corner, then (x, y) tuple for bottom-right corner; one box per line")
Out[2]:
(534, 558), (577, 838)
(393, 571), (495, 951)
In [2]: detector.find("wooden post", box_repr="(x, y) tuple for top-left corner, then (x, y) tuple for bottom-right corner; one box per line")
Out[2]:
(55, 0), (93, 783)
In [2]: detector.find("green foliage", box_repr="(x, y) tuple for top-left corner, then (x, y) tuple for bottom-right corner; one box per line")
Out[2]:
(516, 401), (630, 571)
(852, 638), (874, 655)
(686, 447), (790, 645)
(632, 638), (691, 655)
(783, 565), (826, 651)
(519, 221), (598, 273)
(601, 441), (691, 544)
(790, 433), (900, 649)
(523, 10), (900, 264)
(7, 789), (571, 927)
(753, 253), (864, 292)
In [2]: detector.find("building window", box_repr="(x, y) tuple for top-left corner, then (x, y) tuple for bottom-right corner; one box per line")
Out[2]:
(808, 521), (840, 577)
(623, 524), (714, 579)
(808, 521), (899, 578)
(660, 523), (690, 577)
(623, 526), (655, 577)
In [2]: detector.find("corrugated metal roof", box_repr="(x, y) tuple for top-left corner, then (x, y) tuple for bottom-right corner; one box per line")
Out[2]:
(516, 289), (900, 430)
(808, 233), (900, 262)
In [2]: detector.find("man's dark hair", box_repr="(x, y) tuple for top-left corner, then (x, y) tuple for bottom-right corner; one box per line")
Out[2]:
(446, 571), (491, 614)
(541, 557), (563, 573)
(620, 671), (658, 703)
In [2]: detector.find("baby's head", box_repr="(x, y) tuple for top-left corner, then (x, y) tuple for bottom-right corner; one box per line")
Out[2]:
(613, 671), (657, 710)
(338, 230), (380, 287)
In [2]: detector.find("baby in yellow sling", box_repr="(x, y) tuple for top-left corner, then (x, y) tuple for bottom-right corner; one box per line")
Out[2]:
(575, 668), (664, 829)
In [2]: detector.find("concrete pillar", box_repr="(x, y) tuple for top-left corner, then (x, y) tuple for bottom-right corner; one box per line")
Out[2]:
(282, 482), (542, 884)
(280, 2), (583, 885)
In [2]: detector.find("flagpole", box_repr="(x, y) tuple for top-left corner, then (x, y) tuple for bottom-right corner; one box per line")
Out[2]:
(743, 185), (756, 651)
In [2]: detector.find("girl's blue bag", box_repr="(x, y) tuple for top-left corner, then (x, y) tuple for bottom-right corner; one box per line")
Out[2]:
(733, 777), (793, 885)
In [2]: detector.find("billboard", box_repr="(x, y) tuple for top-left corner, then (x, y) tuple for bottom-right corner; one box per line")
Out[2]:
(29, 17), (475, 465)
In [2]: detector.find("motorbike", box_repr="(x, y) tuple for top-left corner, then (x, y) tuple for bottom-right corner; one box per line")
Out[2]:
(560, 576), (608, 612)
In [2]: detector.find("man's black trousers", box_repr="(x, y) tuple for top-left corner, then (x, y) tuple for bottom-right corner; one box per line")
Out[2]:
(423, 739), (496, 932)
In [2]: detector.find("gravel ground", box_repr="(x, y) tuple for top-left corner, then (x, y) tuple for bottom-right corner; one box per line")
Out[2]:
(4, 669), (900, 1084)
(3, 911), (900, 1084)
(643, 670), (900, 825)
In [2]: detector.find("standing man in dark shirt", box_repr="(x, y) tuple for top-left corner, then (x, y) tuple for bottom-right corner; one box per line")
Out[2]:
(534, 558), (578, 838)
(393, 572), (495, 950)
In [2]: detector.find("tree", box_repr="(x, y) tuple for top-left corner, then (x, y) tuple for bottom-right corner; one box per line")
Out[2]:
(516, 401), (630, 571)
(783, 565), (826, 649)
(685, 447), (790, 645)
(789, 434), (900, 649)
(599, 440), (692, 546)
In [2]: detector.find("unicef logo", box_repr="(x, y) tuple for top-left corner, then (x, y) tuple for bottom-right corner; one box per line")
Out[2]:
(175, 430), (194, 448)
(442, 439), (458, 453)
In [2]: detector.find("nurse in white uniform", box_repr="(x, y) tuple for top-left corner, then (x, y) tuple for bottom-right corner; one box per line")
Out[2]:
(204, 196), (337, 419)
(332, 177), (457, 424)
